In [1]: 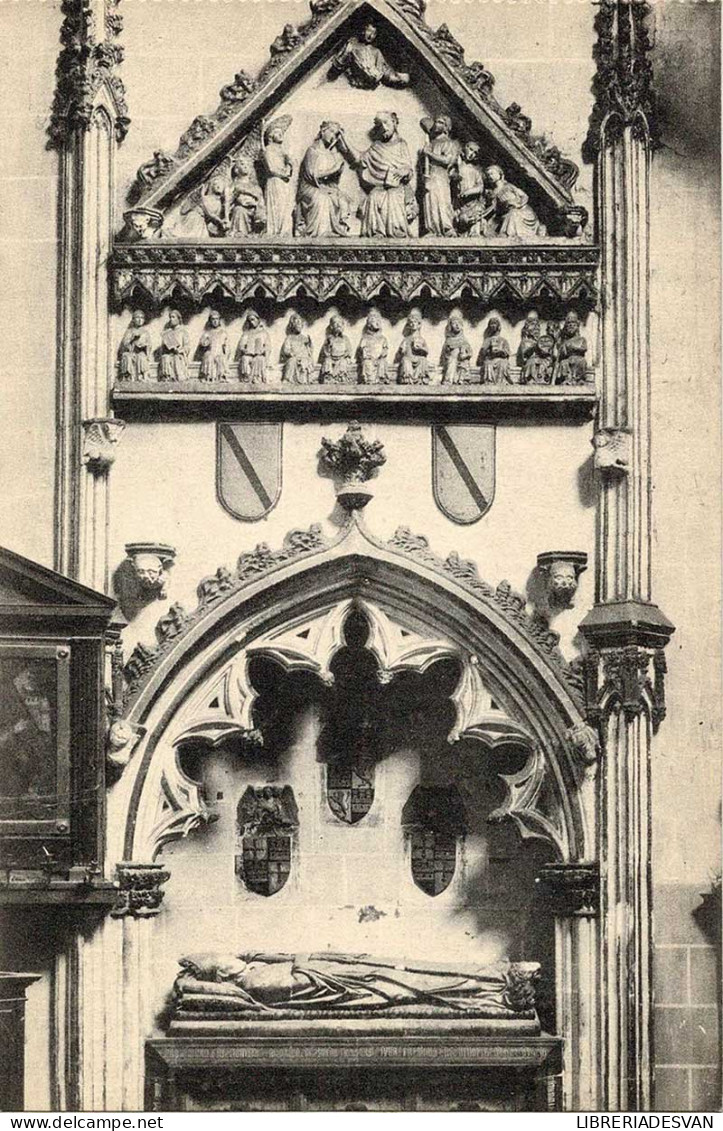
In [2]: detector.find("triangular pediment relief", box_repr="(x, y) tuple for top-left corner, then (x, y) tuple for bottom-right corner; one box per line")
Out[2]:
(0, 546), (116, 617)
(123, 0), (584, 241)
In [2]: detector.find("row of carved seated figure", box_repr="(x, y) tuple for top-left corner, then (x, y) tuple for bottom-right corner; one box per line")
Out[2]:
(117, 309), (589, 386)
(132, 112), (549, 243)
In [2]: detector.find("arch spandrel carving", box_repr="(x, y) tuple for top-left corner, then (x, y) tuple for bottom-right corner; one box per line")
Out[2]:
(107, 515), (595, 867)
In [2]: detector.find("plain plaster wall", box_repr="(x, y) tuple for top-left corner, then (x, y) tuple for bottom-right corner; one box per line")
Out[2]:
(0, 0), (719, 1112)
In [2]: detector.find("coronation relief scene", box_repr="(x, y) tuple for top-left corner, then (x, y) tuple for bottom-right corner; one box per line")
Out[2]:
(0, 0), (720, 1118)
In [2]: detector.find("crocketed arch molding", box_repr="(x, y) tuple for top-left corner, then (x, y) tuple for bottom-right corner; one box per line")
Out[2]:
(108, 515), (594, 865)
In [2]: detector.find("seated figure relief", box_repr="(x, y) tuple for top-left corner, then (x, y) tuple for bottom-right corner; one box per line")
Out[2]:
(484, 164), (546, 240)
(237, 310), (270, 383)
(329, 22), (410, 89)
(228, 158), (266, 236)
(342, 112), (417, 239)
(358, 310), (389, 384)
(319, 315), (353, 383)
(296, 121), (352, 238)
(280, 314), (314, 384)
(115, 308), (590, 387)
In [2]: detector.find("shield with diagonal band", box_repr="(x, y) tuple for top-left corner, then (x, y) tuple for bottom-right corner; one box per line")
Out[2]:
(432, 425), (496, 525)
(216, 422), (282, 522)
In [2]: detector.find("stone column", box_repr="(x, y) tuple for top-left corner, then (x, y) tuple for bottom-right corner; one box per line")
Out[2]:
(536, 863), (601, 1112)
(0, 974), (41, 1112)
(580, 0), (674, 1111)
(51, 0), (129, 590)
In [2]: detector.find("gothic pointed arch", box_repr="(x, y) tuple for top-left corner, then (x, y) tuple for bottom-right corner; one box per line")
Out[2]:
(108, 515), (596, 867)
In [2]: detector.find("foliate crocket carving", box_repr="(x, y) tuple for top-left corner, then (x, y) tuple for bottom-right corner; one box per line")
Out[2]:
(319, 422), (386, 510)
(111, 862), (170, 918)
(585, 0), (659, 158)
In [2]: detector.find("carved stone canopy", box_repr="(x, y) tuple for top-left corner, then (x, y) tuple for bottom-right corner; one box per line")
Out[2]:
(122, 0), (582, 240)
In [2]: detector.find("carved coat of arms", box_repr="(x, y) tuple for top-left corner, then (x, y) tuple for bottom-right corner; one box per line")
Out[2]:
(216, 423), (282, 522)
(432, 425), (496, 524)
(402, 785), (467, 897)
(236, 785), (298, 896)
(326, 759), (375, 824)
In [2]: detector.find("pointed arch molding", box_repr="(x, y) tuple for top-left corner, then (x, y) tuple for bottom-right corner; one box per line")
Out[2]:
(111, 516), (594, 864)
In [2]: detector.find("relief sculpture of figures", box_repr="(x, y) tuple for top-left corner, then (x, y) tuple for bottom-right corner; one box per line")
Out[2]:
(343, 113), (416, 239)
(518, 313), (555, 385)
(554, 311), (588, 384)
(329, 22), (410, 89)
(480, 317), (512, 383)
(485, 165), (546, 240)
(262, 116), (294, 237)
(280, 314), (313, 384)
(159, 309), (190, 382)
(358, 310), (389, 383)
(319, 315), (352, 384)
(118, 311), (151, 382)
(440, 312), (472, 384)
(420, 116), (459, 238)
(238, 311), (270, 383)
(396, 308), (429, 385)
(198, 310), (229, 382)
(296, 121), (351, 237)
(194, 174), (231, 238)
(452, 142), (488, 237)
(228, 158), (265, 236)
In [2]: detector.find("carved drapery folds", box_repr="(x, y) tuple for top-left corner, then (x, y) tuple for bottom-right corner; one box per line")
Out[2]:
(49, 0), (129, 148)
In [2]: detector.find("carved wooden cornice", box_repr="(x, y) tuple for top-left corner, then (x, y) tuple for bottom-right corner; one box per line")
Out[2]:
(120, 518), (584, 713)
(49, 0), (129, 148)
(584, 0), (659, 160)
(127, 0), (579, 214)
(111, 241), (599, 308)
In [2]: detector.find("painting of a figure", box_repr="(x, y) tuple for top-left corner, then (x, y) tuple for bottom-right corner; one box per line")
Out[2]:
(0, 657), (58, 821)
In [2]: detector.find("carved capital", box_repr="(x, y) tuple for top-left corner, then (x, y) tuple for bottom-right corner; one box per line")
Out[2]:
(82, 417), (125, 472)
(535, 862), (600, 917)
(537, 551), (588, 610)
(111, 862), (170, 918)
(319, 422), (386, 511)
(49, 0), (130, 148)
(124, 542), (176, 601)
(576, 629), (671, 732)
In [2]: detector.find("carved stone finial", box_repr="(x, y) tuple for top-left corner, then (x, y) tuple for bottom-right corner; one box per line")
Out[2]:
(319, 422), (386, 510)
(111, 862), (170, 918)
(585, 0), (659, 159)
(537, 551), (588, 610)
(49, 0), (130, 148)
(82, 417), (126, 472)
(124, 542), (176, 601)
(592, 427), (632, 475)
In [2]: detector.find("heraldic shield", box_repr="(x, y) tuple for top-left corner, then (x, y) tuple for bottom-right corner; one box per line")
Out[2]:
(217, 423), (282, 522)
(402, 785), (467, 897)
(432, 425), (496, 525)
(326, 759), (375, 824)
(236, 785), (298, 896)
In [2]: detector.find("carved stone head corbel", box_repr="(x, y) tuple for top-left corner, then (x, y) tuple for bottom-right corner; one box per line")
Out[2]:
(537, 551), (588, 610)
(124, 542), (176, 602)
(123, 207), (164, 242)
(106, 719), (143, 770)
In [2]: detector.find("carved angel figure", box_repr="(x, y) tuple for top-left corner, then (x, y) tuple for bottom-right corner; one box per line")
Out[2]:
(237, 785), (299, 837)
(159, 309), (190, 382)
(554, 312), (588, 384)
(280, 314), (314, 384)
(198, 311), (229, 382)
(452, 142), (489, 237)
(343, 112), (416, 239)
(319, 315), (353, 383)
(228, 159), (265, 236)
(329, 22), (409, 89)
(357, 310), (389, 384)
(296, 121), (351, 238)
(396, 308), (429, 385)
(484, 165), (546, 241)
(479, 317), (512, 384)
(420, 115), (459, 238)
(118, 310), (151, 382)
(262, 116), (294, 237)
(440, 313), (472, 384)
(237, 310), (270, 383)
